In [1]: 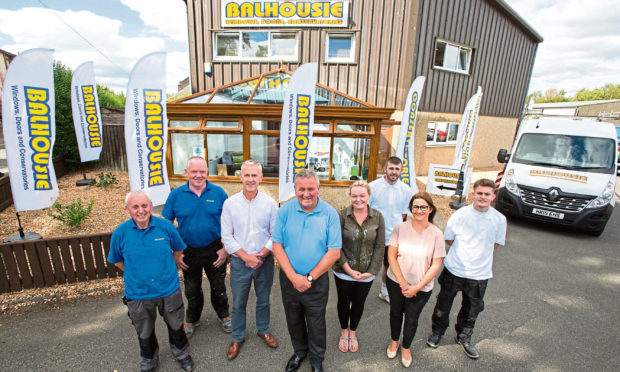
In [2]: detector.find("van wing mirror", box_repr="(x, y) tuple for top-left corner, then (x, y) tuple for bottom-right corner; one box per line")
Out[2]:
(497, 149), (510, 163)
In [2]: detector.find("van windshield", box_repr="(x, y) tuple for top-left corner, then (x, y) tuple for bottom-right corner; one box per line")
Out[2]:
(513, 133), (615, 174)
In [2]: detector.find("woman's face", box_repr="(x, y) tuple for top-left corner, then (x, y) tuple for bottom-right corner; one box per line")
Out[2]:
(350, 186), (370, 211)
(411, 198), (432, 222)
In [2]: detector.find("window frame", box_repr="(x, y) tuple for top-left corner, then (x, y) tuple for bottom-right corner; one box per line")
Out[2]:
(213, 31), (299, 62)
(325, 32), (356, 63)
(432, 39), (472, 75)
(426, 121), (460, 147)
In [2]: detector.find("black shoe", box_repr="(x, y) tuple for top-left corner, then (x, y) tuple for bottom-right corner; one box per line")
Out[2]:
(178, 355), (194, 371)
(285, 354), (306, 372)
(455, 336), (479, 359)
(311, 363), (324, 372)
(427, 333), (442, 348)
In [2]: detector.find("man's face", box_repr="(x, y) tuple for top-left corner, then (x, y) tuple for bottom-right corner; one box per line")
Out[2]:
(125, 193), (153, 227)
(185, 158), (208, 189)
(295, 176), (320, 212)
(384, 161), (403, 184)
(472, 186), (496, 212)
(241, 164), (263, 195)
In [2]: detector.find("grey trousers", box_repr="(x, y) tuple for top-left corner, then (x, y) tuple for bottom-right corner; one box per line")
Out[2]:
(126, 288), (190, 370)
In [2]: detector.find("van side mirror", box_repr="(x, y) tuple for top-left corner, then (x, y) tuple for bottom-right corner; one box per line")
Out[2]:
(497, 149), (510, 163)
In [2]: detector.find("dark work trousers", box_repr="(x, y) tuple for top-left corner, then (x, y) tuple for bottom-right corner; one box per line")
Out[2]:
(125, 288), (190, 371)
(386, 277), (432, 349)
(280, 270), (329, 367)
(333, 275), (373, 331)
(182, 242), (230, 323)
(431, 268), (488, 342)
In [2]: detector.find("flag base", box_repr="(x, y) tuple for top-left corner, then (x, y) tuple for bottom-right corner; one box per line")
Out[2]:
(3, 231), (42, 243)
(76, 178), (95, 187)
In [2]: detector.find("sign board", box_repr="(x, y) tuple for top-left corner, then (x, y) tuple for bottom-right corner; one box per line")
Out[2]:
(426, 164), (472, 198)
(221, 0), (349, 27)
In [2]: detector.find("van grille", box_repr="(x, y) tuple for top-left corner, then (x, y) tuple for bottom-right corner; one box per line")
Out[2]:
(520, 188), (592, 212)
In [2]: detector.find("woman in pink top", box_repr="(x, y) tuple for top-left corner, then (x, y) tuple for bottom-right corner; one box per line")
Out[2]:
(385, 192), (446, 368)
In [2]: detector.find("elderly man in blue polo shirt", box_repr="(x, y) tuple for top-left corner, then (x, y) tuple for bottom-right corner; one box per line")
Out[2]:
(162, 156), (231, 337)
(108, 190), (193, 372)
(272, 169), (342, 372)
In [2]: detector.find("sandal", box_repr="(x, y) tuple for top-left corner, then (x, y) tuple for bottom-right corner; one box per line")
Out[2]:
(338, 336), (349, 352)
(349, 335), (359, 352)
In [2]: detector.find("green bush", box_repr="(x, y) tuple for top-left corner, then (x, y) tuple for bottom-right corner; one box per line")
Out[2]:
(94, 172), (119, 188)
(48, 199), (94, 227)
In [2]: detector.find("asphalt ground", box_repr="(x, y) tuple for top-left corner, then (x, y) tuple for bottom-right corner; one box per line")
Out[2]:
(2, 202), (620, 371)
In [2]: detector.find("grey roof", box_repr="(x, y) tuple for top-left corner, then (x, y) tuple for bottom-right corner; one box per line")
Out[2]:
(531, 99), (620, 109)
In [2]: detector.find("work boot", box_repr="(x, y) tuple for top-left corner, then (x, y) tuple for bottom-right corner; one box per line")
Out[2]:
(455, 336), (479, 359)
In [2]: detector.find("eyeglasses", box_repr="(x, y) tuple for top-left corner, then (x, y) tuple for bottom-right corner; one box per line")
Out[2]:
(411, 205), (429, 211)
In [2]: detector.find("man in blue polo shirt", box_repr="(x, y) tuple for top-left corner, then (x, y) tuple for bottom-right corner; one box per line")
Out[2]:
(108, 190), (193, 372)
(272, 169), (341, 372)
(162, 156), (231, 337)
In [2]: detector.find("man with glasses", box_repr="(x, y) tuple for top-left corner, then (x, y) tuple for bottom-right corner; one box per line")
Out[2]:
(426, 178), (507, 359)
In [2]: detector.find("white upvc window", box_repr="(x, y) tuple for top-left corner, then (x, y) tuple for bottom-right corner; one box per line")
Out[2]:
(214, 31), (298, 61)
(325, 33), (355, 63)
(426, 122), (460, 146)
(433, 39), (471, 74)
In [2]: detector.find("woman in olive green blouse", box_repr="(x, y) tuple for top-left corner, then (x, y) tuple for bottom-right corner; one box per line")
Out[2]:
(333, 180), (385, 353)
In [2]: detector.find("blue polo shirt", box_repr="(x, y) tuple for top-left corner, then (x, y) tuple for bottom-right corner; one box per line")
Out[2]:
(272, 197), (341, 275)
(161, 181), (228, 248)
(108, 216), (186, 300)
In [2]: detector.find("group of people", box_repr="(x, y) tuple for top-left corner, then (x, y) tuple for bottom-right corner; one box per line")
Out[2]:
(107, 155), (506, 372)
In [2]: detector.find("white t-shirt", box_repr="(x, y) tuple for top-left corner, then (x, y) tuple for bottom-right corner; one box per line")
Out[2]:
(443, 205), (507, 280)
(387, 221), (446, 292)
(369, 177), (414, 242)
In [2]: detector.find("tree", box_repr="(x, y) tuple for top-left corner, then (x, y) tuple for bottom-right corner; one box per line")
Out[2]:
(53, 61), (81, 169)
(571, 83), (620, 102)
(97, 84), (125, 108)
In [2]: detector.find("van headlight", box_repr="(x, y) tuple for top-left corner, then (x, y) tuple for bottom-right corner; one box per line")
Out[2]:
(586, 180), (615, 208)
(505, 169), (520, 196)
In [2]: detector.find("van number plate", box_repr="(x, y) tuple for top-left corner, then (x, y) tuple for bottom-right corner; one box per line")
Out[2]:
(532, 208), (564, 219)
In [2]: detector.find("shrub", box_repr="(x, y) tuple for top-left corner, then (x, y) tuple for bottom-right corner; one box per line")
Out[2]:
(48, 199), (94, 227)
(95, 172), (119, 188)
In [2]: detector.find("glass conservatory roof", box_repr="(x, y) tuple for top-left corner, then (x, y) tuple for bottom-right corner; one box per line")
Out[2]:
(175, 68), (371, 107)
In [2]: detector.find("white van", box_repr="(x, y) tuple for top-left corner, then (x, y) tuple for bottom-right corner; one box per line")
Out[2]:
(496, 117), (617, 236)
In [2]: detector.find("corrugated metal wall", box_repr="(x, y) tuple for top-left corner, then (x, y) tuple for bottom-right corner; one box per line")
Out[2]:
(186, 0), (419, 108)
(185, 0), (539, 115)
(413, 0), (538, 117)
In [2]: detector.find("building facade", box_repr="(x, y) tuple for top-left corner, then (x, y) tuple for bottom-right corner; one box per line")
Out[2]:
(181, 0), (542, 177)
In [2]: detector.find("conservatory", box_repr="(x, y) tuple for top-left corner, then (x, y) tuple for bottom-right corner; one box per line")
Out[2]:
(166, 68), (394, 185)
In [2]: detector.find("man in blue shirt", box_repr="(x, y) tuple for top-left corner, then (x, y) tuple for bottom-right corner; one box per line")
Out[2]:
(162, 156), (231, 336)
(273, 169), (341, 372)
(108, 190), (193, 372)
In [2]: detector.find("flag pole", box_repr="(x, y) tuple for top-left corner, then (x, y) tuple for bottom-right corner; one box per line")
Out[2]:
(3, 212), (42, 242)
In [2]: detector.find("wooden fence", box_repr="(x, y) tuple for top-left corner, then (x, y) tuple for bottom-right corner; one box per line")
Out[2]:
(99, 124), (127, 170)
(0, 232), (121, 294)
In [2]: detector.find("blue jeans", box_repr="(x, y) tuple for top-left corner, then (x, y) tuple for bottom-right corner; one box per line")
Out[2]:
(230, 254), (274, 342)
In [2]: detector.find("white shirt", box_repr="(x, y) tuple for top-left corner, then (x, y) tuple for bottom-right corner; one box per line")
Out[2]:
(443, 205), (507, 280)
(369, 177), (414, 241)
(221, 191), (278, 256)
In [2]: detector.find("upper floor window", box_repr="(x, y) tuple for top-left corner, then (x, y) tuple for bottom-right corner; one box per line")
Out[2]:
(214, 31), (297, 61)
(325, 33), (355, 63)
(433, 40), (471, 74)
(426, 122), (459, 146)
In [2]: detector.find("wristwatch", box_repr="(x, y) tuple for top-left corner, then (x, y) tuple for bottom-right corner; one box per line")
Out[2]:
(306, 274), (313, 283)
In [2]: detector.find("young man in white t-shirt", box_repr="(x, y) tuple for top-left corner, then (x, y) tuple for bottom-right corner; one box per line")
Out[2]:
(368, 157), (415, 303)
(426, 178), (507, 359)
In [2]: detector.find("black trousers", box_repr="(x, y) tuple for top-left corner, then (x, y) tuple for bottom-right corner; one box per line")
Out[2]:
(333, 275), (373, 331)
(280, 270), (329, 366)
(182, 243), (230, 323)
(431, 268), (488, 342)
(386, 277), (431, 349)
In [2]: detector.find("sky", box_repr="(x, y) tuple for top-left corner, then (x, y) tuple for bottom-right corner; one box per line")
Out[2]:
(0, 0), (619, 97)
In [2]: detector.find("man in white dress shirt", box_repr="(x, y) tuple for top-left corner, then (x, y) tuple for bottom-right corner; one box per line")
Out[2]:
(221, 160), (279, 360)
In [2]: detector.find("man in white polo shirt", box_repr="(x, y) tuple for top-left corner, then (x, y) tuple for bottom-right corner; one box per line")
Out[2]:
(426, 178), (507, 359)
(369, 156), (415, 303)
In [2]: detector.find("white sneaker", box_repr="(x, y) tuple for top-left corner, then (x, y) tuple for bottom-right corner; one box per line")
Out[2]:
(378, 292), (390, 303)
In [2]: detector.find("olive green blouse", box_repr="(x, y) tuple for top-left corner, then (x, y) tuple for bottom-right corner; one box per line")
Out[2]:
(333, 205), (385, 275)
